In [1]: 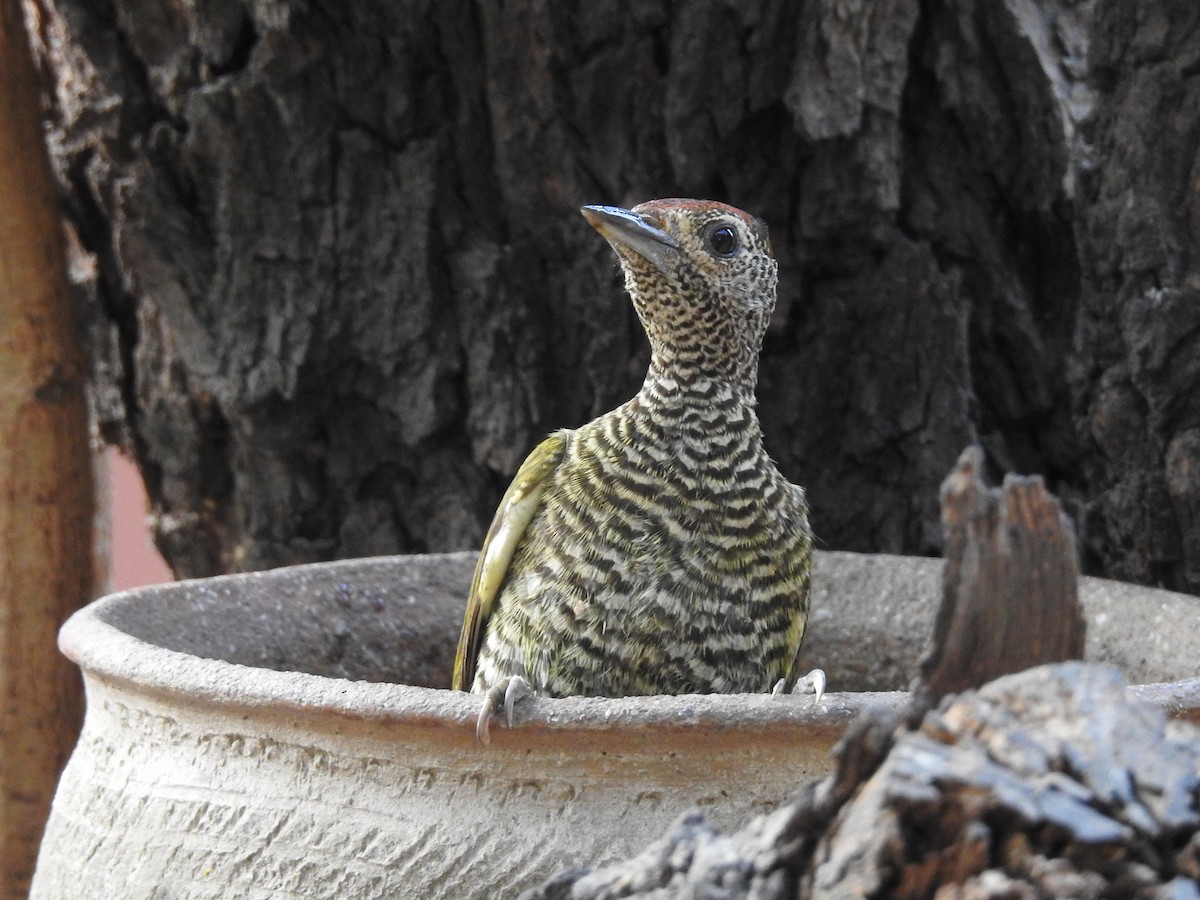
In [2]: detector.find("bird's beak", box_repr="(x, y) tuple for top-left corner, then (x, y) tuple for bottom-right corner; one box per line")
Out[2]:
(581, 205), (680, 271)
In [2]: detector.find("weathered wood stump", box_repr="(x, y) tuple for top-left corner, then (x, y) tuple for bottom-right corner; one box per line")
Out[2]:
(523, 664), (1200, 899)
(919, 446), (1086, 702)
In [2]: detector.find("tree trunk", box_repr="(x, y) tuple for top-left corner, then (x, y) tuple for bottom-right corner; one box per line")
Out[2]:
(28, 0), (1200, 594)
(0, 0), (96, 893)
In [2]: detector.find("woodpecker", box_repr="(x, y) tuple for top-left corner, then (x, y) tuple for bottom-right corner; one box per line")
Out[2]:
(453, 199), (822, 743)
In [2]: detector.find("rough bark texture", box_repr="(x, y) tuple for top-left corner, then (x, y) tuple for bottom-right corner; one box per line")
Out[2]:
(0, 1), (96, 893)
(25, 0), (1200, 591)
(520, 663), (1200, 900)
(919, 446), (1086, 701)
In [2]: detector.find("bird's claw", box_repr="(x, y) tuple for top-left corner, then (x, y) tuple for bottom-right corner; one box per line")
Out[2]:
(504, 675), (531, 726)
(770, 669), (827, 705)
(475, 675), (531, 745)
(795, 668), (826, 705)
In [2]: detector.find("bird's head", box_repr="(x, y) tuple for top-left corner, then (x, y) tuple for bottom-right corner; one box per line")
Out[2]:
(581, 198), (777, 389)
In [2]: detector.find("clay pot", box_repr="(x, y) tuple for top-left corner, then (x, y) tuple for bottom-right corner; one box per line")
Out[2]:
(31, 551), (1200, 899)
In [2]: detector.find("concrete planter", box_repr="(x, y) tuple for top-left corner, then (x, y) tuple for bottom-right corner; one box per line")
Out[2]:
(31, 551), (1200, 899)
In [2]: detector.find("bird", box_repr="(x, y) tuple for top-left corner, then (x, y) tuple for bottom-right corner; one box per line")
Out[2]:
(452, 198), (823, 743)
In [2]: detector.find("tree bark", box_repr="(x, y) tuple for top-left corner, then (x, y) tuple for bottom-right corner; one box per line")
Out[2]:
(27, 0), (1200, 594)
(0, 0), (96, 893)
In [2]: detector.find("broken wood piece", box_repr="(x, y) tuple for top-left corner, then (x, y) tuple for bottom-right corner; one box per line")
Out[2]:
(918, 446), (1086, 703)
(521, 663), (1200, 899)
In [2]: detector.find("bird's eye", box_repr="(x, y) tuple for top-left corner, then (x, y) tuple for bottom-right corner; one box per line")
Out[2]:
(705, 223), (739, 258)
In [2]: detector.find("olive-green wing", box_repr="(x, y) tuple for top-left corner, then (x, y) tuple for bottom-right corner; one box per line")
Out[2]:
(779, 485), (815, 691)
(451, 433), (568, 691)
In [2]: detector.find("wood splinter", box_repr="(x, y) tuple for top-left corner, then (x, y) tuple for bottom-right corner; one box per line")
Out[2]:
(918, 446), (1086, 703)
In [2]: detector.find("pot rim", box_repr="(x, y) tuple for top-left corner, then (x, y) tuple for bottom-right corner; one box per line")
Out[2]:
(59, 554), (1200, 734)
(59, 580), (906, 738)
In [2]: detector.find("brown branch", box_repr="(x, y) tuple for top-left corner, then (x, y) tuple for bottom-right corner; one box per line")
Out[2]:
(0, 0), (98, 893)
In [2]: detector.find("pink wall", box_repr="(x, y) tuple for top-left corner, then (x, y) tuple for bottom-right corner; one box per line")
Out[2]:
(107, 449), (173, 590)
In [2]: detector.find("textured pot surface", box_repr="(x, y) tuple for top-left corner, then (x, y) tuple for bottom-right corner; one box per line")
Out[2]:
(31, 551), (1200, 899)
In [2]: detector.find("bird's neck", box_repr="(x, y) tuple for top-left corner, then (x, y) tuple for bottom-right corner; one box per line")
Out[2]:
(637, 356), (761, 420)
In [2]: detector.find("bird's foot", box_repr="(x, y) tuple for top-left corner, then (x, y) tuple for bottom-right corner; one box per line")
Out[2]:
(771, 668), (827, 705)
(476, 675), (531, 745)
